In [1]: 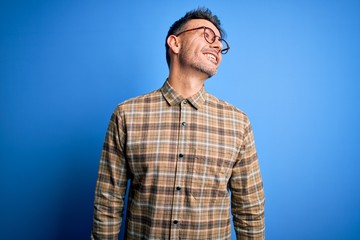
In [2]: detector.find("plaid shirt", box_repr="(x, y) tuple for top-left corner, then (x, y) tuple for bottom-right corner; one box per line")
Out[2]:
(91, 81), (265, 239)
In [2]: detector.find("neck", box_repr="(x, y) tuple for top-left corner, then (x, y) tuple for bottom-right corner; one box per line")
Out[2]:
(167, 66), (207, 98)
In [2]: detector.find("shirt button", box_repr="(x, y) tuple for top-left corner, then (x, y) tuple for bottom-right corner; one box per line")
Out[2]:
(179, 153), (184, 158)
(181, 121), (187, 126)
(176, 186), (181, 191)
(173, 220), (178, 224)
(182, 100), (187, 104)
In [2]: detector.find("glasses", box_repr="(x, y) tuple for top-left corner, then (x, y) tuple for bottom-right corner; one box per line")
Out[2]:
(175, 26), (230, 54)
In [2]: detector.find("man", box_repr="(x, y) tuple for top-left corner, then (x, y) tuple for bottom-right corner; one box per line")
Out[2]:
(91, 7), (265, 239)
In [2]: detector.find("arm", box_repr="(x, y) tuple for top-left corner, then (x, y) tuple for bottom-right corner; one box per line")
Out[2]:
(91, 108), (129, 240)
(230, 118), (265, 239)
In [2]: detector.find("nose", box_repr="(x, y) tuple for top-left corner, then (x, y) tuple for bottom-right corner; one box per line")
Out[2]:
(210, 38), (223, 53)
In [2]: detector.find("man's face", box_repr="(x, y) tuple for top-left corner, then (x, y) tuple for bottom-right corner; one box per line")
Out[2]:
(177, 19), (223, 78)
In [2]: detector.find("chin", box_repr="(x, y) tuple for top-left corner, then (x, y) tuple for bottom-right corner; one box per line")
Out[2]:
(195, 66), (217, 79)
(206, 71), (216, 79)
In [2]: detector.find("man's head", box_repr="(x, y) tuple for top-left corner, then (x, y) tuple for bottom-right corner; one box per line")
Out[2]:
(165, 7), (228, 74)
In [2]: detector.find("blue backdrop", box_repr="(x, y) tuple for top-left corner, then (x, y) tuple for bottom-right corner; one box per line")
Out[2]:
(1, 1), (360, 239)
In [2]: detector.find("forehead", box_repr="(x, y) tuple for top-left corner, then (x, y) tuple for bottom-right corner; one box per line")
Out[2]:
(184, 19), (220, 36)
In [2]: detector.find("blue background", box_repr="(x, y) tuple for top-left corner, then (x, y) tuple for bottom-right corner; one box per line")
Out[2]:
(1, 1), (360, 239)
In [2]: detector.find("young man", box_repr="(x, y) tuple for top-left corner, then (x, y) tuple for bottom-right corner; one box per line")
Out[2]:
(91, 7), (265, 239)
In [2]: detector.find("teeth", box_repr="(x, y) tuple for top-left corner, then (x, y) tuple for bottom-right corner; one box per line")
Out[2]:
(206, 54), (217, 63)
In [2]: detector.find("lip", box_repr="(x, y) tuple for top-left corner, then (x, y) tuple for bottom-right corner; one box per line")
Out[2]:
(203, 51), (219, 65)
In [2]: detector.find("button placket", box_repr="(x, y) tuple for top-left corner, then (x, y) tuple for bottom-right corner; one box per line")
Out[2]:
(171, 99), (190, 237)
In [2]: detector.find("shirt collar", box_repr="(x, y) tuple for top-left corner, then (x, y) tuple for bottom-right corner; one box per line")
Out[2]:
(161, 80), (206, 110)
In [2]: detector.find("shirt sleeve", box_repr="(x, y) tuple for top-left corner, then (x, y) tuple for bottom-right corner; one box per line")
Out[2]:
(91, 107), (129, 240)
(230, 116), (265, 239)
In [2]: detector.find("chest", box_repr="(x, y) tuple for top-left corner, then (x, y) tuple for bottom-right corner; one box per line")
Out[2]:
(124, 103), (243, 178)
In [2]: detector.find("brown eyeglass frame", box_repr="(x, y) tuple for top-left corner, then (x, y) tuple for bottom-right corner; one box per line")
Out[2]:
(175, 26), (230, 54)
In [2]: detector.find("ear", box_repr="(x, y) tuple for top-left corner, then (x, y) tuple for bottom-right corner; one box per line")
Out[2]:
(167, 35), (180, 54)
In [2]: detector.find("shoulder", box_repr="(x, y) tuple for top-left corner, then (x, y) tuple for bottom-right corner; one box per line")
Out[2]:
(122, 88), (162, 105)
(113, 89), (162, 113)
(206, 92), (250, 123)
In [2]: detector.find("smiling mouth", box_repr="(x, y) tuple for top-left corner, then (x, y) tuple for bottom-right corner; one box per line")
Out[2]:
(205, 53), (218, 64)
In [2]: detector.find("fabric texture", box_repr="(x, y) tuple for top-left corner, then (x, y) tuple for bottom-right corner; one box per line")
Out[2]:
(91, 81), (265, 239)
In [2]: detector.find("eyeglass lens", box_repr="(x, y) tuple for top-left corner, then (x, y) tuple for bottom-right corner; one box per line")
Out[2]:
(204, 28), (216, 43)
(204, 28), (229, 54)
